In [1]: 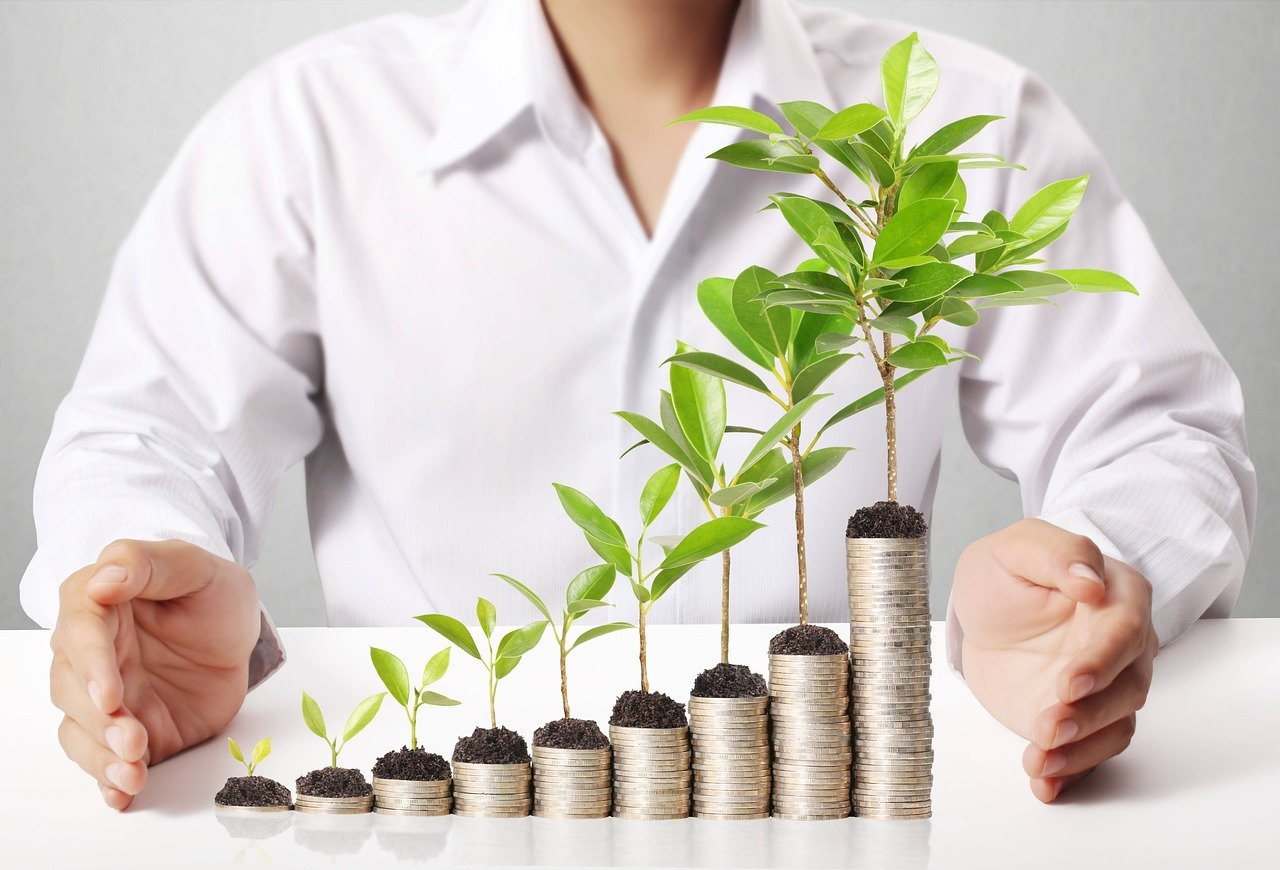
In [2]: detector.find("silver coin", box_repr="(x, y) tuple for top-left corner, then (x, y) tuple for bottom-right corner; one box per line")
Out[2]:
(612, 809), (689, 820)
(295, 796), (373, 807)
(373, 805), (451, 817)
(696, 810), (770, 821)
(295, 805), (372, 815)
(454, 807), (531, 819)
(534, 808), (611, 819)
(214, 802), (291, 815)
(453, 761), (531, 775)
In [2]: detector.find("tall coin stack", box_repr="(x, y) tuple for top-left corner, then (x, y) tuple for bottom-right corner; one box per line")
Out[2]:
(610, 725), (692, 819)
(689, 696), (770, 820)
(294, 792), (373, 814)
(372, 775), (452, 816)
(846, 536), (933, 820)
(768, 654), (852, 820)
(451, 761), (532, 818)
(533, 746), (612, 819)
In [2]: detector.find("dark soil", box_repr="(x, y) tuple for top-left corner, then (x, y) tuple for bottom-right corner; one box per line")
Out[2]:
(846, 501), (928, 539)
(215, 775), (292, 807)
(452, 726), (531, 764)
(769, 624), (849, 656)
(690, 663), (767, 698)
(533, 717), (610, 749)
(372, 746), (452, 781)
(609, 690), (688, 728)
(295, 767), (371, 798)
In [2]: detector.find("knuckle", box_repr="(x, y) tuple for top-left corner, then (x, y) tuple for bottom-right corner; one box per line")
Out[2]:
(99, 539), (144, 570)
(1067, 533), (1102, 564)
(57, 717), (75, 754)
(1121, 715), (1137, 740)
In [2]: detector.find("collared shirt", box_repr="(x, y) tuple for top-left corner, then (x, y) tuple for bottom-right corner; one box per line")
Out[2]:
(20, 0), (1255, 675)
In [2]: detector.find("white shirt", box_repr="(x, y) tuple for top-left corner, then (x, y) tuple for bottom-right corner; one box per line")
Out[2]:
(21, 0), (1255, 664)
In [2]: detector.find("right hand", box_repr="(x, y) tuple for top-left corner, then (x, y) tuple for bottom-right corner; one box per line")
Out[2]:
(49, 540), (261, 810)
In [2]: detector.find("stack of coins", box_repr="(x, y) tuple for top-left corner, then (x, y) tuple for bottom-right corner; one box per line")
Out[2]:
(213, 802), (291, 815)
(451, 762), (532, 818)
(768, 653), (852, 820)
(688, 696), (770, 820)
(532, 746), (612, 819)
(372, 776), (452, 816)
(610, 725), (691, 819)
(846, 536), (933, 820)
(294, 792), (373, 814)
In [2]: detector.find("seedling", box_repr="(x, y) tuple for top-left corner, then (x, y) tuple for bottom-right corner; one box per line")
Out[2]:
(369, 646), (461, 750)
(416, 600), (548, 728)
(227, 736), (271, 777)
(300, 690), (386, 768)
(554, 464), (763, 692)
(494, 567), (632, 719)
(674, 32), (1134, 508)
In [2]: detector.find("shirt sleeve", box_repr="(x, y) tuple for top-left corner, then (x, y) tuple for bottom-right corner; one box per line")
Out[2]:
(19, 67), (324, 686)
(946, 68), (1256, 663)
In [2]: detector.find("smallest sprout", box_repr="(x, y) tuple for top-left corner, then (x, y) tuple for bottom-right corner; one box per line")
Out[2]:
(228, 736), (271, 777)
(301, 690), (386, 768)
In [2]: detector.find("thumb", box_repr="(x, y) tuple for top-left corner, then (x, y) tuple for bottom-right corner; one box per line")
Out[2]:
(86, 539), (223, 606)
(996, 519), (1107, 605)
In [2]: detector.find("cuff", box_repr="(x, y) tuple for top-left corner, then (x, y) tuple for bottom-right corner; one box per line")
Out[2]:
(247, 609), (286, 690)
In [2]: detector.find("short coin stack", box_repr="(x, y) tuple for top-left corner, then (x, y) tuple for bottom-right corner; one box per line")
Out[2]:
(689, 695), (770, 820)
(372, 776), (452, 816)
(451, 761), (532, 818)
(610, 725), (691, 819)
(294, 792), (373, 814)
(532, 746), (612, 819)
(846, 536), (933, 820)
(769, 654), (852, 820)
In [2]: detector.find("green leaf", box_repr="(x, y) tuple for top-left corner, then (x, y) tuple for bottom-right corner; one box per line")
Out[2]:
(566, 564), (616, 606)
(476, 598), (497, 639)
(415, 613), (482, 660)
(657, 392), (716, 488)
(814, 330), (860, 353)
(697, 276), (772, 368)
(369, 647), (411, 708)
(770, 195), (854, 270)
(491, 573), (552, 623)
(707, 139), (818, 174)
(670, 342), (726, 461)
(816, 369), (929, 438)
(252, 737), (271, 766)
(872, 199), (956, 267)
(871, 314), (918, 340)
(494, 655), (521, 679)
(496, 620), (548, 661)
(648, 564), (694, 603)
(898, 161), (958, 212)
(878, 262), (970, 302)
(851, 141), (896, 187)
(708, 480), (775, 508)
(887, 339), (951, 370)
(342, 693), (385, 743)
(630, 580), (652, 603)
(1045, 269), (1138, 294)
(665, 351), (773, 397)
(815, 103), (887, 140)
(569, 622), (633, 653)
(881, 32), (939, 127)
(778, 100), (833, 139)
(762, 292), (849, 316)
(771, 269), (853, 298)
(738, 393), (829, 475)
(670, 105), (783, 135)
(947, 233), (1005, 257)
(733, 266), (791, 358)
(792, 353), (856, 402)
(301, 691), (327, 741)
(911, 115), (1003, 157)
(1001, 270), (1074, 297)
(566, 598), (610, 615)
(741, 446), (854, 514)
(419, 691), (461, 707)
(1009, 175), (1089, 243)
(228, 737), (244, 764)
(553, 483), (630, 554)
(736, 448), (789, 486)
(422, 647), (451, 687)
(658, 516), (765, 571)
(814, 137), (873, 187)
(615, 409), (709, 492)
(951, 273), (1022, 298)
(924, 296), (981, 327)
(640, 463), (681, 527)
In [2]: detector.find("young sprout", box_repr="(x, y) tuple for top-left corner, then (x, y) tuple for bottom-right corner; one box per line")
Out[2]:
(493, 567), (633, 719)
(416, 600), (548, 729)
(300, 690), (386, 768)
(369, 646), (461, 750)
(227, 736), (271, 777)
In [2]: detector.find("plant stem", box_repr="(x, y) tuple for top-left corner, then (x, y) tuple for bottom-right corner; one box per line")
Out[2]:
(789, 424), (809, 625)
(560, 642), (571, 720)
(408, 696), (419, 750)
(882, 340), (899, 503)
(488, 665), (497, 729)
(720, 547), (731, 664)
(811, 165), (879, 237)
(638, 604), (650, 693)
(330, 741), (338, 769)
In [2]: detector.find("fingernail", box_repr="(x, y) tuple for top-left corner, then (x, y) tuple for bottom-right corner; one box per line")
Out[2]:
(1070, 674), (1095, 702)
(106, 763), (128, 791)
(1042, 752), (1066, 776)
(106, 725), (126, 759)
(87, 680), (107, 712)
(1053, 719), (1079, 747)
(1068, 562), (1103, 585)
(89, 565), (128, 585)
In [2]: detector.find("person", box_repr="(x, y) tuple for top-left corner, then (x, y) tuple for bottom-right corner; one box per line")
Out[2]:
(22, 0), (1253, 813)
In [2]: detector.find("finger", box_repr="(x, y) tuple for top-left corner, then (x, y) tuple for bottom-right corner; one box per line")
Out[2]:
(52, 578), (125, 715)
(994, 519), (1107, 604)
(101, 784), (134, 812)
(88, 539), (223, 606)
(50, 658), (149, 763)
(58, 716), (148, 796)
(1030, 770), (1091, 804)
(1056, 569), (1152, 703)
(1034, 656), (1153, 749)
(1024, 715), (1137, 779)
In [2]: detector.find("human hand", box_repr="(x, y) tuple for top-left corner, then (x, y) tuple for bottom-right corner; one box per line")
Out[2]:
(953, 519), (1156, 803)
(49, 540), (260, 810)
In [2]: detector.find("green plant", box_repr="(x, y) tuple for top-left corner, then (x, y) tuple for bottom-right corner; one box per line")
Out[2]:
(493, 567), (632, 719)
(554, 465), (763, 693)
(300, 690), (385, 768)
(227, 736), (271, 776)
(369, 646), (461, 750)
(674, 32), (1134, 506)
(416, 601), (548, 728)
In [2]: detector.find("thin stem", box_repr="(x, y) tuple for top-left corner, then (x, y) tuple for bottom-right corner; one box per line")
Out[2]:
(408, 691), (419, 750)
(882, 335), (898, 503)
(789, 425), (809, 625)
(638, 604), (650, 693)
(812, 165), (879, 237)
(720, 514), (731, 664)
(330, 740), (338, 769)
(560, 640), (571, 720)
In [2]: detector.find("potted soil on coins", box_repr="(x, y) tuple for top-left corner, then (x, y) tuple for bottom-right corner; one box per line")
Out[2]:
(494, 567), (632, 819)
(418, 598), (547, 818)
(295, 690), (385, 814)
(368, 645), (460, 816)
(553, 467), (762, 820)
(687, 665), (770, 820)
(214, 736), (292, 814)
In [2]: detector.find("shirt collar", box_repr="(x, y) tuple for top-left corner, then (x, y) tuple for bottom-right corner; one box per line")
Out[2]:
(420, 0), (836, 174)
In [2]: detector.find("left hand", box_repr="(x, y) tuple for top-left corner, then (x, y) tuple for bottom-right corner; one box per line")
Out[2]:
(953, 518), (1157, 803)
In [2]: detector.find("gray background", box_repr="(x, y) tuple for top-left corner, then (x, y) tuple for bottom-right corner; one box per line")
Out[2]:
(1, 0), (1274, 628)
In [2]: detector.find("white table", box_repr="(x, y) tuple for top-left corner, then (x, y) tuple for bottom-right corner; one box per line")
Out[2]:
(2, 620), (1275, 868)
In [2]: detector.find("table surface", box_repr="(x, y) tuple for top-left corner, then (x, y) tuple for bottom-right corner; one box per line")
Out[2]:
(1, 619), (1275, 869)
